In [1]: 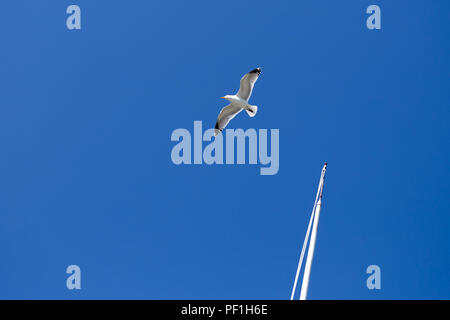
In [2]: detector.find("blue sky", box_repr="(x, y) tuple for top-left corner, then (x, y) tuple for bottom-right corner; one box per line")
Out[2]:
(0, 1), (449, 299)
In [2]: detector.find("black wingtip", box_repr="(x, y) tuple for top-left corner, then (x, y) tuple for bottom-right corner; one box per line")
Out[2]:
(250, 68), (261, 75)
(215, 122), (223, 132)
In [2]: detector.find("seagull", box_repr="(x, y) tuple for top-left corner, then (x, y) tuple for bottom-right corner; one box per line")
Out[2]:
(214, 67), (262, 136)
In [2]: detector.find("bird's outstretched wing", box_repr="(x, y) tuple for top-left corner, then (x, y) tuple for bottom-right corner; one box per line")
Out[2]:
(214, 104), (242, 136)
(236, 68), (261, 102)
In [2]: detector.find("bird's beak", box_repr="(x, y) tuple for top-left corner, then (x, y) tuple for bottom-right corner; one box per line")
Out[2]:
(220, 96), (226, 99)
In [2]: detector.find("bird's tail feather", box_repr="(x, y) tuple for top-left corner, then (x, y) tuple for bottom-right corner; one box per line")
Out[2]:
(245, 105), (258, 117)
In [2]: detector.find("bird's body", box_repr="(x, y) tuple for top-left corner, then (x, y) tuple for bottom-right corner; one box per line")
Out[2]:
(214, 68), (261, 136)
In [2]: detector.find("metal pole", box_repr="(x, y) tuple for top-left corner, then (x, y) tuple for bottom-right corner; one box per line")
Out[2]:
(299, 163), (327, 300)
(290, 169), (322, 300)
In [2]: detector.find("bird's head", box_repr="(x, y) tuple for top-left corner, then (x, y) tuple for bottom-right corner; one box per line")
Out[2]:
(220, 95), (233, 101)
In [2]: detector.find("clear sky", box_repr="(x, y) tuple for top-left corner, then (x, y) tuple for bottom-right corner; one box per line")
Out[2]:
(1, 1), (449, 299)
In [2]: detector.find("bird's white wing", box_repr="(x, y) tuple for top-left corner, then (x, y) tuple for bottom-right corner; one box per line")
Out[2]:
(236, 68), (261, 102)
(214, 104), (242, 135)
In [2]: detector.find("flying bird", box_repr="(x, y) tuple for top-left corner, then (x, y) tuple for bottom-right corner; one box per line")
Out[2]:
(214, 68), (262, 136)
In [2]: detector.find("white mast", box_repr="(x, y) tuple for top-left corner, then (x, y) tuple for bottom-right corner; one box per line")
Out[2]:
(291, 162), (327, 300)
